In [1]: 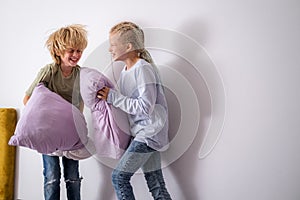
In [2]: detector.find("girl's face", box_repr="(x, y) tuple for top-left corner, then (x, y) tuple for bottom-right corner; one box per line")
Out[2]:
(109, 33), (129, 61)
(60, 48), (83, 68)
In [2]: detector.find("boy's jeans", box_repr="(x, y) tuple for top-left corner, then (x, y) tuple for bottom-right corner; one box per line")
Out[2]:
(42, 154), (81, 200)
(112, 140), (172, 200)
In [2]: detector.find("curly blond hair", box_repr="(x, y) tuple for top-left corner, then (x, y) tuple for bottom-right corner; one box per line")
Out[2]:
(46, 24), (88, 64)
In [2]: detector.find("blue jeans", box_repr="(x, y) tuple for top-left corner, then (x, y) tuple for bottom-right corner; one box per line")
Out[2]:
(42, 155), (81, 200)
(112, 141), (172, 200)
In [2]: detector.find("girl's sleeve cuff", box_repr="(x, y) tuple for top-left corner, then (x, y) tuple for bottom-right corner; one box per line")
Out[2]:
(107, 89), (115, 104)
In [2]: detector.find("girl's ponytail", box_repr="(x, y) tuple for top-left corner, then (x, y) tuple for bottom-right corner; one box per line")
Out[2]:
(139, 48), (153, 64)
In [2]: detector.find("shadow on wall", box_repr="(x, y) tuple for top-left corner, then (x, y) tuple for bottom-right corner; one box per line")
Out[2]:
(155, 19), (225, 199)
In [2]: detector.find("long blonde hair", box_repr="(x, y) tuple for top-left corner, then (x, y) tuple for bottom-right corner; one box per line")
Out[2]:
(109, 21), (154, 64)
(46, 24), (88, 64)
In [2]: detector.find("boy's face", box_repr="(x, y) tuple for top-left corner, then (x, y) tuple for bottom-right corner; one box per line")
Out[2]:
(60, 48), (83, 67)
(109, 33), (129, 61)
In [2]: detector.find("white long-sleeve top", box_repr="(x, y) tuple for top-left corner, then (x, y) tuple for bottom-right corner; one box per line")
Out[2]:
(107, 59), (169, 151)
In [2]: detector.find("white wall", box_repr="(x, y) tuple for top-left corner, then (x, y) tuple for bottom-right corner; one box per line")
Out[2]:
(1, 0), (300, 199)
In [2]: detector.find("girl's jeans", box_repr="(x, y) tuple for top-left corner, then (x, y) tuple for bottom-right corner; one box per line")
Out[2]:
(42, 154), (81, 200)
(112, 140), (172, 200)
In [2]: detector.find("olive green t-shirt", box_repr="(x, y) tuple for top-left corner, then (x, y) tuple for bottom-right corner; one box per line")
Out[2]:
(25, 63), (82, 109)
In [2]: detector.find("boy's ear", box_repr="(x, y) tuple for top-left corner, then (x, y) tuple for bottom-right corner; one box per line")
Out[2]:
(54, 49), (60, 56)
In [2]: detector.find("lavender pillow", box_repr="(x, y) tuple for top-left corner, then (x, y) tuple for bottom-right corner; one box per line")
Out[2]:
(80, 67), (131, 159)
(8, 83), (88, 154)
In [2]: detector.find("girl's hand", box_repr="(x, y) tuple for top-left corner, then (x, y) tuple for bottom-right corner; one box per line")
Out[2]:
(97, 86), (110, 101)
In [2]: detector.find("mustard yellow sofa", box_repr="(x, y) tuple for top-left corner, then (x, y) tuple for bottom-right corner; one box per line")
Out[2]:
(0, 108), (17, 200)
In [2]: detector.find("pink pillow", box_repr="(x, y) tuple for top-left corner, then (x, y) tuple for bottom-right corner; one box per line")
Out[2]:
(80, 67), (131, 159)
(9, 83), (88, 154)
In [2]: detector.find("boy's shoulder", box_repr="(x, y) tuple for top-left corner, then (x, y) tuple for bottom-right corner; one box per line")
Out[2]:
(41, 63), (80, 75)
(41, 62), (57, 72)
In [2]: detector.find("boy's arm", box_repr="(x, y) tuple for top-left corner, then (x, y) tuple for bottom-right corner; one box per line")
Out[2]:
(79, 101), (84, 113)
(23, 95), (30, 105)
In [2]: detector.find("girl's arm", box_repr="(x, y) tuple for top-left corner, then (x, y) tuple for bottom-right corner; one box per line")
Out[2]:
(98, 66), (157, 116)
